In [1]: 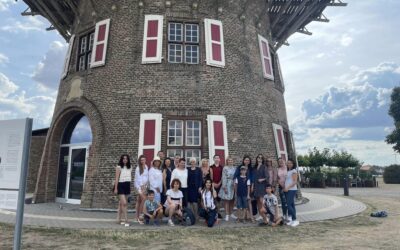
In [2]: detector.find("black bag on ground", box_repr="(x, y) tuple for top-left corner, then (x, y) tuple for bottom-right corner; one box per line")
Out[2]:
(182, 207), (196, 226)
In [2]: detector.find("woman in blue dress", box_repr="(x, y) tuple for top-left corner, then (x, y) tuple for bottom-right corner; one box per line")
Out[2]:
(187, 157), (203, 218)
(218, 156), (237, 221)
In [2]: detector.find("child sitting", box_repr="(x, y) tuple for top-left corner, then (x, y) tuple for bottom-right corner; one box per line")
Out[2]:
(260, 184), (282, 227)
(234, 166), (251, 223)
(164, 179), (184, 226)
(200, 178), (218, 227)
(143, 190), (163, 226)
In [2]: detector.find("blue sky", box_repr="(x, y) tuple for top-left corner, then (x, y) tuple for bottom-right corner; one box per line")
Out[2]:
(0, 0), (399, 166)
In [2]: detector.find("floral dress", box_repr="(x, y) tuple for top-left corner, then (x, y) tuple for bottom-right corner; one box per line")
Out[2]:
(218, 165), (236, 200)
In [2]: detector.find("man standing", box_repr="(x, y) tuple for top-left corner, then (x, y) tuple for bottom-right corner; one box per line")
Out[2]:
(211, 155), (223, 214)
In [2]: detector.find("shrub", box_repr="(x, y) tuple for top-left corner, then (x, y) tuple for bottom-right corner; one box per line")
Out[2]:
(383, 165), (400, 184)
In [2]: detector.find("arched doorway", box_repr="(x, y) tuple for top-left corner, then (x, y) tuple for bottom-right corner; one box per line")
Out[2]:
(56, 114), (92, 204)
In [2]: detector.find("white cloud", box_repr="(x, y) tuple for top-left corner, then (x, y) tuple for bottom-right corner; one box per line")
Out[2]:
(0, 53), (9, 64)
(32, 41), (67, 89)
(0, 0), (15, 11)
(0, 72), (56, 128)
(340, 34), (353, 47)
(0, 72), (18, 97)
(1, 16), (46, 33)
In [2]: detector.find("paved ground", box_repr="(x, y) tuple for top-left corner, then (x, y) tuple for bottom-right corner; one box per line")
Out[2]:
(0, 192), (366, 229)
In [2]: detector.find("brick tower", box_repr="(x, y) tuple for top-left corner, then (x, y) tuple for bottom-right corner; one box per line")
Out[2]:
(22, 0), (346, 208)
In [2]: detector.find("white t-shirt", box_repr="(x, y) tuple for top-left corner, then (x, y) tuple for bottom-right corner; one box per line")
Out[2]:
(202, 190), (216, 210)
(134, 165), (149, 191)
(285, 169), (298, 191)
(170, 168), (188, 188)
(263, 193), (278, 215)
(164, 189), (183, 207)
(148, 167), (163, 194)
(117, 165), (132, 182)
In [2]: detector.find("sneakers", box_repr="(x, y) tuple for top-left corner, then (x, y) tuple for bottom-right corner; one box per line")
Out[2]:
(168, 219), (175, 226)
(124, 223), (130, 227)
(290, 220), (300, 227)
(285, 217), (292, 225)
(255, 215), (263, 221)
(225, 215), (229, 222)
(230, 213), (237, 220)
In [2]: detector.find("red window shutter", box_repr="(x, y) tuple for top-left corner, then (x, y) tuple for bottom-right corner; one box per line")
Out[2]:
(90, 19), (110, 68)
(258, 34), (274, 80)
(142, 15), (163, 64)
(61, 34), (75, 79)
(205, 19), (225, 67)
(138, 113), (162, 166)
(272, 124), (288, 161)
(208, 115), (229, 166)
(143, 120), (156, 146)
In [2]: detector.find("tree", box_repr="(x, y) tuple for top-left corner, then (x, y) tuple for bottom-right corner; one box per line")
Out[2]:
(386, 87), (400, 153)
(330, 150), (360, 169)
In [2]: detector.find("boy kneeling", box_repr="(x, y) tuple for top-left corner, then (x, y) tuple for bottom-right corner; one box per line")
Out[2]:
(260, 184), (282, 227)
(143, 190), (163, 226)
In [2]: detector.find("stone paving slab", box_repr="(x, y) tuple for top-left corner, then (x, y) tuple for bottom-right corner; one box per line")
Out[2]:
(0, 192), (366, 229)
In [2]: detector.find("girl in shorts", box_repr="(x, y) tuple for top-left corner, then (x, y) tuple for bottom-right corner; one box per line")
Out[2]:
(164, 178), (184, 226)
(113, 154), (132, 226)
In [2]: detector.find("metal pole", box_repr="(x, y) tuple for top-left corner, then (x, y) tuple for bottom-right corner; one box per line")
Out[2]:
(13, 118), (32, 250)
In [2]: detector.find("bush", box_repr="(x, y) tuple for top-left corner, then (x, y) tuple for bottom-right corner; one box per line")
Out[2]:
(383, 165), (400, 184)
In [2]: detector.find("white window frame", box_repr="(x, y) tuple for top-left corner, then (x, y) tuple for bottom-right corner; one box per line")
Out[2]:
(186, 120), (201, 146)
(184, 45), (199, 64)
(185, 149), (201, 165)
(272, 123), (288, 161)
(204, 19), (225, 68)
(142, 15), (164, 64)
(61, 35), (75, 79)
(168, 22), (183, 42)
(258, 34), (274, 80)
(168, 44), (183, 63)
(90, 18), (110, 68)
(167, 149), (184, 159)
(167, 120), (184, 146)
(207, 115), (228, 165)
(138, 113), (163, 159)
(185, 23), (199, 43)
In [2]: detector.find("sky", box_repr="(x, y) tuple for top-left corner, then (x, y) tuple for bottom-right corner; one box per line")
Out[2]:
(0, 0), (399, 166)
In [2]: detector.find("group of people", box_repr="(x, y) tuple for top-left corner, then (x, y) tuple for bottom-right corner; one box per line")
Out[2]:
(113, 151), (299, 228)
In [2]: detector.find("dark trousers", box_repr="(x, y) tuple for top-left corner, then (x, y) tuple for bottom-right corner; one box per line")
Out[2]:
(180, 188), (188, 208)
(204, 208), (217, 227)
(285, 190), (297, 220)
(279, 186), (288, 217)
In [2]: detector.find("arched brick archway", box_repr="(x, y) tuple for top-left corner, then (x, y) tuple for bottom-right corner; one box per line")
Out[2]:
(33, 97), (104, 207)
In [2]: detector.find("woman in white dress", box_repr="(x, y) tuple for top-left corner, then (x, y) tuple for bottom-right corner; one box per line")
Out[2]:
(134, 155), (149, 224)
(148, 157), (163, 203)
(218, 157), (237, 221)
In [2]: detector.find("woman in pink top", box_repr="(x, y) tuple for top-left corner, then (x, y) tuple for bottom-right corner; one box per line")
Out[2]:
(266, 157), (278, 191)
(277, 158), (288, 221)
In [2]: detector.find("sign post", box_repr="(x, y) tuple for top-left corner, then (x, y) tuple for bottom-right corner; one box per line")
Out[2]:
(0, 118), (32, 250)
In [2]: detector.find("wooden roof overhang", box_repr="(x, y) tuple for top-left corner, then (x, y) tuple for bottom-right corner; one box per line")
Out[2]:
(20, 0), (346, 50)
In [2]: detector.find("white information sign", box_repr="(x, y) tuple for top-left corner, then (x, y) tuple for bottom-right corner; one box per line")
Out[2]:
(0, 119), (31, 210)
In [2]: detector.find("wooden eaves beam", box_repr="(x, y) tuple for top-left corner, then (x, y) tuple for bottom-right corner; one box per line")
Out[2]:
(31, 0), (69, 40)
(271, 0), (293, 28)
(327, 0), (347, 7)
(274, 0), (310, 39)
(48, 0), (72, 27)
(274, 0), (324, 49)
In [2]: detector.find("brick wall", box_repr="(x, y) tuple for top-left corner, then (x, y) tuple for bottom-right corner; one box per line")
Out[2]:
(27, 136), (46, 193)
(34, 0), (293, 208)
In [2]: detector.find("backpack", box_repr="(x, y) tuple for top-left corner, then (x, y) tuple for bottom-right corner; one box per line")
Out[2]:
(182, 207), (196, 226)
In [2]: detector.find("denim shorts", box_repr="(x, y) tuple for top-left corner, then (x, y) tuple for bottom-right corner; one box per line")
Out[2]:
(236, 196), (248, 209)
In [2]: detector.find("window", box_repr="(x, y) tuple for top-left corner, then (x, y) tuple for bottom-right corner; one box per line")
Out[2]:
(167, 119), (202, 164)
(168, 22), (199, 64)
(77, 32), (95, 71)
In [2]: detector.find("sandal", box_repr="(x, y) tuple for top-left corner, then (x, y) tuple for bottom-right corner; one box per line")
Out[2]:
(137, 218), (144, 225)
